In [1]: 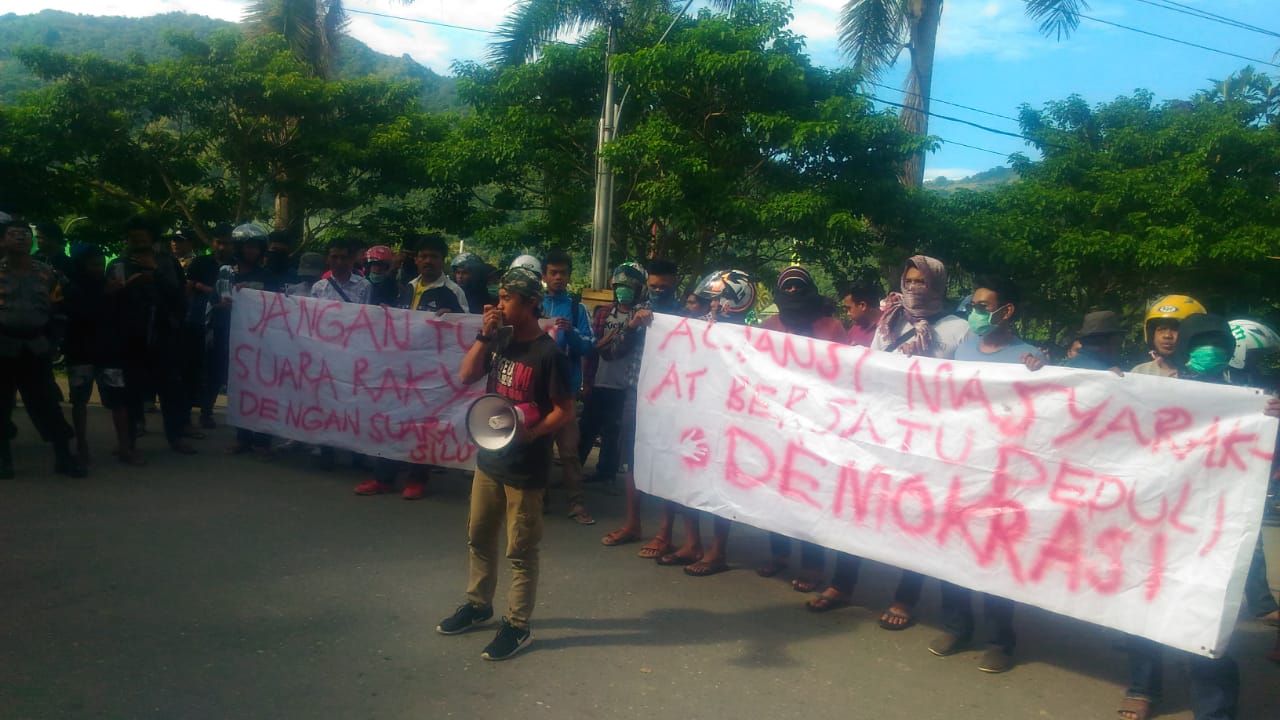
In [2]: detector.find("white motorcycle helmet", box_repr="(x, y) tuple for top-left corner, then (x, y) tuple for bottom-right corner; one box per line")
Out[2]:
(1227, 319), (1280, 369)
(509, 254), (543, 278)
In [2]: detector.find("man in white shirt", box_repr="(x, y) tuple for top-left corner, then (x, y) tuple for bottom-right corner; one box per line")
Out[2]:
(311, 239), (371, 304)
(309, 238), (370, 471)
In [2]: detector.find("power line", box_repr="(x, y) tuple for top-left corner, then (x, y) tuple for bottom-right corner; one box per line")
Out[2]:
(1130, 0), (1280, 39)
(867, 94), (1041, 144)
(345, 8), (494, 34)
(862, 79), (1021, 123)
(936, 138), (1010, 157)
(1078, 13), (1280, 68)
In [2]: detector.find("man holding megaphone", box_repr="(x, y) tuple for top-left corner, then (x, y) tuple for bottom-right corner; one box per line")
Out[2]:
(436, 266), (575, 661)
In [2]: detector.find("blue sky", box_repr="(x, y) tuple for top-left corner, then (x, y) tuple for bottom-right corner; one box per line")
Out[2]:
(13, 1), (1280, 178)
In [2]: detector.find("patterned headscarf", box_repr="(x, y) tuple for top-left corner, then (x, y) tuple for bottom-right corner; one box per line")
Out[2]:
(876, 255), (948, 357)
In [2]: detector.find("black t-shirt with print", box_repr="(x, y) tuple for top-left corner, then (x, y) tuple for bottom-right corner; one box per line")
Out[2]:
(477, 332), (572, 490)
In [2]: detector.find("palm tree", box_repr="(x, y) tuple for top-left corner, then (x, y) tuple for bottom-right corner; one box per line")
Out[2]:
(493, 0), (752, 286)
(244, 0), (416, 80)
(242, 1), (413, 235)
(839, 0), (1087, 187)
(1203, 66), (1279, 126)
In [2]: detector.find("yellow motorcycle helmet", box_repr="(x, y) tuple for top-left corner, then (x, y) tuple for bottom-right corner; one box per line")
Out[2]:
(1143, 294), (1206, 344)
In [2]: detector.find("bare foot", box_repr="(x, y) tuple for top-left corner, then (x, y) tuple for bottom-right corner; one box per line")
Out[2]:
(879, 602), (915, 630)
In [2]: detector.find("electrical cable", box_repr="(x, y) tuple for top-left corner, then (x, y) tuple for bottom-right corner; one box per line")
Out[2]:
(1130, 0), (1280, 39)
(1078, 13), (1280, 68)
(345, 8), (494, 34)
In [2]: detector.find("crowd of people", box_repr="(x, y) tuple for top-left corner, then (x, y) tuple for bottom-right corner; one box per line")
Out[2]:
(2, 213), (1279, 713)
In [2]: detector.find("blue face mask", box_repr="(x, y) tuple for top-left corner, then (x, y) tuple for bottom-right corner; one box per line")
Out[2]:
(368, 272), (386, 284)
(1186, 345), (1231, 376)
(614, 286), (635, 306)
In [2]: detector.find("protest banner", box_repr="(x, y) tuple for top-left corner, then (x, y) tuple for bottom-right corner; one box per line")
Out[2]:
(634, 314), (1277, 657)
(227, 290), (491, 469)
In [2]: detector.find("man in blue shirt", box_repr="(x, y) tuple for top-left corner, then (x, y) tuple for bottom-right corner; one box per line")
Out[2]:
(932, 276), (1045, 674)
(541, 250), (595, 524)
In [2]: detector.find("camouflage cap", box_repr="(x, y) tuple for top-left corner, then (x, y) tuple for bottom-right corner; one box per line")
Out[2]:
(501, 266), (544, 303)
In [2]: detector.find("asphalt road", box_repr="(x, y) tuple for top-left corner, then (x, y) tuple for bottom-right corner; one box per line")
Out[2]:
(2, 405), (1277, 720)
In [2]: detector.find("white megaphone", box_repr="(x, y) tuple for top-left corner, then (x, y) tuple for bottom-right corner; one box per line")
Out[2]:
(465, 394), (543, 452)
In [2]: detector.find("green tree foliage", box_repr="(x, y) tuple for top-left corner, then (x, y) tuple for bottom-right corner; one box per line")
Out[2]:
(917, 90), (1280, 346)
(605, 4), (924, 280)
(442, 3), (923, 283)
(443, 43), (605, 252)
(1, 31), (448, 246)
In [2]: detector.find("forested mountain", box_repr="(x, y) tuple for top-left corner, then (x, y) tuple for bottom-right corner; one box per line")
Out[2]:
(0, 10), (459, 109)
(924, 165), (1018, 193)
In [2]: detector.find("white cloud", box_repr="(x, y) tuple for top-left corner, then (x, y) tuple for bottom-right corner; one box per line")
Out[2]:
(345, 15), (453, 68)
(789, 8), (840, 43)
(935, 0), (1048, 62)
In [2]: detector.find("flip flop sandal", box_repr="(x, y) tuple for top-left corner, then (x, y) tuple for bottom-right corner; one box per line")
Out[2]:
(878, 608), (916, 631)
(792, 577), (822, 593)
(683, 561), (730, 577)
(600, 529), (642, 547)
(637, 539), (673, 559)
(806, 592), (851, 613)
(1117, 695), (1153, 720)
(656, 552), (701, 566)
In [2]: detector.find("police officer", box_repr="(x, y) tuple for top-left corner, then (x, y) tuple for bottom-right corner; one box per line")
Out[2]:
(0, 216), (86, 479)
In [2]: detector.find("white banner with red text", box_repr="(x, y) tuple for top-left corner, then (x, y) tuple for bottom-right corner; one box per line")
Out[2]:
(226, 290), (519, 469)
(633, 313), (1277, 657)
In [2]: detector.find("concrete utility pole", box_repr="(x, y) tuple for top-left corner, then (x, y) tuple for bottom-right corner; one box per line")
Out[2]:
(587, 2), (693, 290)
(589, 28), (618, 290)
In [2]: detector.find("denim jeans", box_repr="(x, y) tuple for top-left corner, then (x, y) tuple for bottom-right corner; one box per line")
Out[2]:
(1244, 535), (1278, 617)
(829, 552), (861, 595)
(939, 581), (1016, 651)
(1126, 635), (1239, 720)
(578, 387), (625, 478)
(768, 534), (824, 571)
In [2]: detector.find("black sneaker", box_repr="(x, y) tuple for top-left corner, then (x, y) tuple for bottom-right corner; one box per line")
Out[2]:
(436, 603), (493, 635)
(481, 618), (531, 661)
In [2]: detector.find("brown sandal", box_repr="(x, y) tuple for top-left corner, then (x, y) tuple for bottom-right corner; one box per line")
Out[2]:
(600, 528), (641, 547)
(568, 504), (596, 525)
(637, 537), (673, 559)
(806, 590), (851, 612)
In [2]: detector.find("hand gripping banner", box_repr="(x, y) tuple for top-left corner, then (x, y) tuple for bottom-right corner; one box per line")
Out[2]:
(633, 314), (1277, 657)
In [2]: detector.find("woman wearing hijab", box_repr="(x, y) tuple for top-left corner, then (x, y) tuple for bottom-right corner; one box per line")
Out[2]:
(757, 266), (848, 591)
(806, 256), (967, 632)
